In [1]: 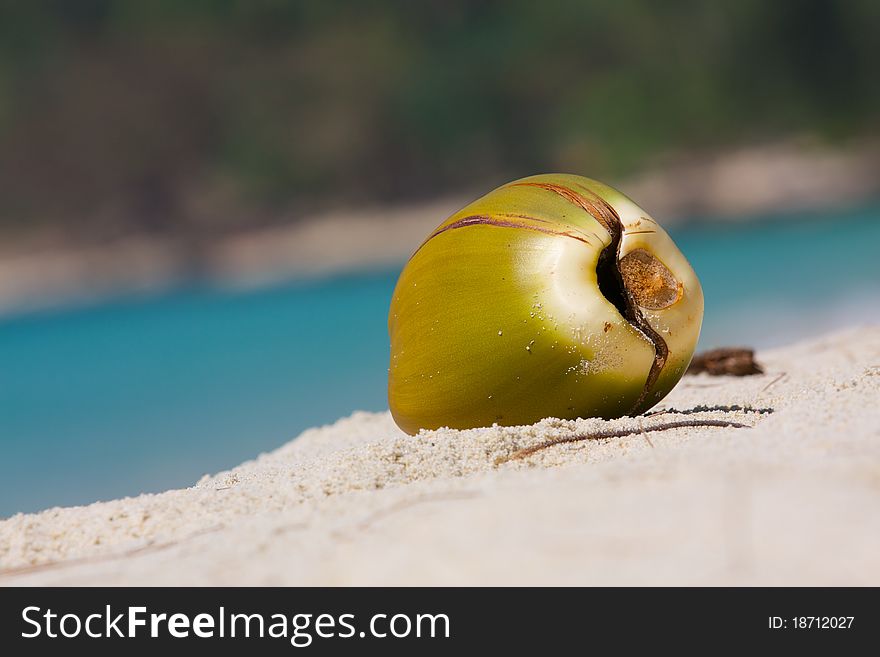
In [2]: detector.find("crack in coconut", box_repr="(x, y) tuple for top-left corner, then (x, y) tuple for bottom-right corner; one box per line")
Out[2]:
(512, 181), (671, 415)
(595, 203), (670, 415)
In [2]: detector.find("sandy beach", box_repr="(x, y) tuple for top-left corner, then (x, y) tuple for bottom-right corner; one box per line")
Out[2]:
(1, 325), (878, 586)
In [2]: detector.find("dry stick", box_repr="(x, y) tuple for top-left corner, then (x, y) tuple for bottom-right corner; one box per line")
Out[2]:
(497, 419), (750, 464)
(761, 372), (787, 392)
(657, 404), (773, 416)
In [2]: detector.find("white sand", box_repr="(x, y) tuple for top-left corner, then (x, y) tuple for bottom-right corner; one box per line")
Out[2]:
(1, 326), (879, 585)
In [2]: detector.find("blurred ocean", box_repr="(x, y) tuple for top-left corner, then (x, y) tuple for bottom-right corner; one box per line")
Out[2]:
(2, 205), (879, 517)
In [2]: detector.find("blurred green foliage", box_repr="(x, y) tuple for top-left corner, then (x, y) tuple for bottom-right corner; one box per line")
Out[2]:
(0, 0), (877, 238)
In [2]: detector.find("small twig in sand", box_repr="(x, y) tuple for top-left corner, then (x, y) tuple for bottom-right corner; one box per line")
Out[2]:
(496, 419), (750, 464)
(656, 404), (774, 416)
(761, 372), (787, 392)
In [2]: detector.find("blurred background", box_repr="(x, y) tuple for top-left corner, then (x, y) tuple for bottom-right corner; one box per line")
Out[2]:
(1, 0), (879, 516)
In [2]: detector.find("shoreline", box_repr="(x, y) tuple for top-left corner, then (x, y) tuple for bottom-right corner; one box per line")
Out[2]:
(1, 140), (878, 317)
(2, 325), (878, 585)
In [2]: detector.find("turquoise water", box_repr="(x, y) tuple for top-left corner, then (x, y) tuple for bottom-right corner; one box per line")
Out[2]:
(2, 205), (879, 517)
